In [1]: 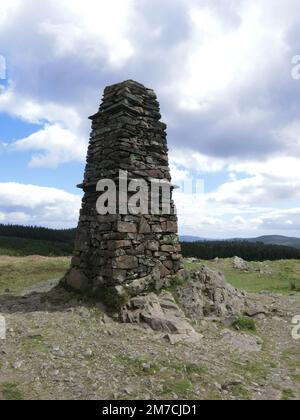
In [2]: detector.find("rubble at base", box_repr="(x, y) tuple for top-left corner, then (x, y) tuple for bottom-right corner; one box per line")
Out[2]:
(120, 290), (202, 344)
(119, 265), (252, 342)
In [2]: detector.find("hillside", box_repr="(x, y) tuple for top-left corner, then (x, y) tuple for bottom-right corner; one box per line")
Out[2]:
(248, 235), (300, 249)
(181, 234), (300, 250)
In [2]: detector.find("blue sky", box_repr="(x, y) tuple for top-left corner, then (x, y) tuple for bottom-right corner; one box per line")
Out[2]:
(0, 114), (84, 192)
(0, 0), (300, 237)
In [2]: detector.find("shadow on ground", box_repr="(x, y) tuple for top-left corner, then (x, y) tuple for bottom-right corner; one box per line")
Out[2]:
(0, 280), (95, 314)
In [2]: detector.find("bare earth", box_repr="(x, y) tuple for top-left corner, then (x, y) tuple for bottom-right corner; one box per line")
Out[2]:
(0, 277), (299, 400)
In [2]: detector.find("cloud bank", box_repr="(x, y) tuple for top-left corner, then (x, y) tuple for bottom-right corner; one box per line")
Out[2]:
(0, 0), (300, 236)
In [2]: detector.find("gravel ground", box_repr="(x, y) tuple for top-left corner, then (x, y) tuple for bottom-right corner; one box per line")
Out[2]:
(0, 282), (299, 400)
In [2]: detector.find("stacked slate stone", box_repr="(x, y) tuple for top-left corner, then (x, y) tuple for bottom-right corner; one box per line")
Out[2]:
(63, 80), (182, 293)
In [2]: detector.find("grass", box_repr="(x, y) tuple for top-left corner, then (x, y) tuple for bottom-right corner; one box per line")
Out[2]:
(20, 334), (48, 354)
(281, 389), (296, 400)
(1, 383), (24, 400)
(233, 316), (256, 332)
(162, 378), (192, 397)
(0, 254), (298, 298)
(0, 255), (71, 294)
(90, 286), (130, 313)
(242, 361), (269, 380)
(0, 254), (299, 298)
(114, 355), (207, 399)
(230, 384), (251, 400)
(184, 258), (300, 294)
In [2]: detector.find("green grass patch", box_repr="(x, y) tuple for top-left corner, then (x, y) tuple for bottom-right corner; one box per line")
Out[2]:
(233, 316), (256, 332)
(20, 335), (48, 354)
(1, 383), (24, 400)
(114, 355), (206, 399)
(231, 384), (251, 400)
(281, 389), (296, 400)
(115, 355), (162, 376)
(239, 360), (268, 381)
(88, 286), (129, 313)
(184, 258), (300, 294)
(291, 374), (300, 383)
(0, 256), (70, 294)
(162, 378), (192, 398)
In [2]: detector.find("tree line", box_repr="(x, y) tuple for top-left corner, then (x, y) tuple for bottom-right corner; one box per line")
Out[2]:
(1, 224), (300, 260)
(0, 224), (76, 243)
(181, 240), (300, 261)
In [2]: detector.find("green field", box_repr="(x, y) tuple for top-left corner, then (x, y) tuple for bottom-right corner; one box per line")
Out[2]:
(184, 258), (300, 294)
(0, 255), (299, 296)
(0, 256), (71, 294)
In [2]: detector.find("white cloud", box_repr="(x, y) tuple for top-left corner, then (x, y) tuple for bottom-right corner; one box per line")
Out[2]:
(13, 123), (86, 167)
(0, 0), (21, 25)
(201, 217), (221, 226)
(232, 216), (247, 225)
(257, 208), (300, 232)
(0, 182), (81, 228)
(1, 0), (300, 236)
(170, 150), (225, 174)
(39, 0), (135, 67)
(0, 83), (84, 127)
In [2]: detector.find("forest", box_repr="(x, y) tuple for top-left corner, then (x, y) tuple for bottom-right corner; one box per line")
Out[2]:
(181, 240), (300, 261)
(1, 224), (300, 260)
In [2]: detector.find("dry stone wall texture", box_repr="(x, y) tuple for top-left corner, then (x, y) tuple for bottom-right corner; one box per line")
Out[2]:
(64, 80), (182, 292)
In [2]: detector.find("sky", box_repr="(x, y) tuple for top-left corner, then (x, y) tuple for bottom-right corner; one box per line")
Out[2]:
(0, 0), (300, 238)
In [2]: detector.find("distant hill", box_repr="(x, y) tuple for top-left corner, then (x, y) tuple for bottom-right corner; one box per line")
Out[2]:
(180, 235), (206, 242)
(181, 234), (300, 250)
(246, 235), (300, 250)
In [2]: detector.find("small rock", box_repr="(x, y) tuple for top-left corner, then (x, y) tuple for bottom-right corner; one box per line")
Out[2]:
(101, 314), (114, 324)
(83, 349), (93, 358)
(77, 307), (91, 318)
(142, 362), (152, 372)
(12, 360), (23, 369)
(123, 385), (135, 395)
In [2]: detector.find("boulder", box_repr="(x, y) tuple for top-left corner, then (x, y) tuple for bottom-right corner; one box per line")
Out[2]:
(176, 265), (249, 319)
(120, 291), (202, 343)
(119, 266), (252, 343)
(233, 256), (251, 271)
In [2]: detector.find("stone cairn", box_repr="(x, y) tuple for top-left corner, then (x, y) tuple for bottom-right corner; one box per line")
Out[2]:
(63, 80), (182, 295)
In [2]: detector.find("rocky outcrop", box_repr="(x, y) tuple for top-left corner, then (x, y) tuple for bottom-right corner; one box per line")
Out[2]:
(233, 256), (251, 271)
(177, 266), (249, 319)
(120, 265), (250, 342)
(120, 290), (202, 344)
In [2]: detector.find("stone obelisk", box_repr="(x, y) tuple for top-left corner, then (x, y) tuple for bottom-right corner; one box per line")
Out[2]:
(63, 80), (182, 293)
